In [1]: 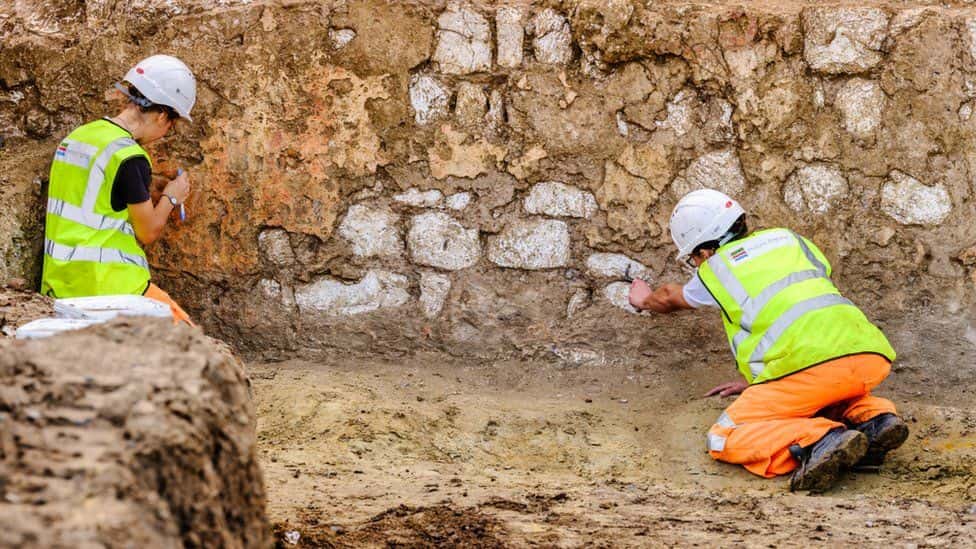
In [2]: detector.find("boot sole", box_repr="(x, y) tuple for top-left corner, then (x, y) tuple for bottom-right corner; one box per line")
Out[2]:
(853, 419), (910, 472)
(869, 421), (909, 453)
(790, 431), (868, 493)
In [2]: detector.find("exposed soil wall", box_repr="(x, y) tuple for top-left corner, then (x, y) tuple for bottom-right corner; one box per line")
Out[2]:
(2, 0), (975, 362)
(0, 303), (269, 548)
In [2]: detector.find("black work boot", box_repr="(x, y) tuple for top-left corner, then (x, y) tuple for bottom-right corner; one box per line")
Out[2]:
(851, 413), (909, 472)
(789, 428), (868, 493)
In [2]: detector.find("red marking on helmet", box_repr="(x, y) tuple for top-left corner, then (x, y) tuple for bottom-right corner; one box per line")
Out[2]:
(725, 201), (732, 208)
(136, 67), (144, 74)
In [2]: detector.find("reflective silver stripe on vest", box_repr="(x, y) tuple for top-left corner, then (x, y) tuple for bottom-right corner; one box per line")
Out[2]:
(45, 239), (148, 270)
(47, 198), (135, 236)
(731, 330), (749, 355)
(716, 412), (736, 428)
(707, 433), (727, 452)
(723, 232), (831, 356)
(747, 294), (854, 371)
(705, 254), (748, 303)
(738, 270), (822, 332)
(81, 137), (139, 212)
(791, 231), (827, 276)
(731, 269), (824, 355)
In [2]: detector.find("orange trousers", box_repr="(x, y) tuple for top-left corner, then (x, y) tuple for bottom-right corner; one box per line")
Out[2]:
(707, 354), (896, 478)
(144, 283), (194, 326)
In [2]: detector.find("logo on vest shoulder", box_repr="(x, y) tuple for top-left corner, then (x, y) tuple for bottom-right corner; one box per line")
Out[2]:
(730, 247), (750, 264)
(54, 139), (96, 169)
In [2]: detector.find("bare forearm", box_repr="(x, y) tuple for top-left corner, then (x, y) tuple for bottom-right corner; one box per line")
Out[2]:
(131, 171), (190, 245)
(639, 283), (689, 313)
(135, 199), (174, 245)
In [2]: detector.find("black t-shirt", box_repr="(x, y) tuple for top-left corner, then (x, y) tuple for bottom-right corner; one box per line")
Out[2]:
(103, 118), (152, 212)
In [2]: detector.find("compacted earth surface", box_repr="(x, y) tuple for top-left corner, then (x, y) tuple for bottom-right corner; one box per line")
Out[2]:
(253, 345), (976, 547)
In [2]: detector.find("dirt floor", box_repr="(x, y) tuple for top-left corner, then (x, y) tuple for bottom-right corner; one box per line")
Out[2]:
(252, 349), (976, 548)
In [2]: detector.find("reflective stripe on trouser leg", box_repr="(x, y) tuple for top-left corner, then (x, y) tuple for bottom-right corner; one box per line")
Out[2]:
(707, 411), (737, 453)
(707, 433), (727, 452)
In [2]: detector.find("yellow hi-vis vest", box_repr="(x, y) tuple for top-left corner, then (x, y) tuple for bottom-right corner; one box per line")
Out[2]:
(696, 228), (896, 384)
(41, 119), (152, 298)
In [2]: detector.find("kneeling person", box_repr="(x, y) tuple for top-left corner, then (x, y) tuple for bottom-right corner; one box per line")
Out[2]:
(41, 55), (197, 324)
(629, 189), (909, 491)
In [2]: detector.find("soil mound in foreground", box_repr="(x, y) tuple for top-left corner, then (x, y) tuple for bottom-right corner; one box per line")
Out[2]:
(0, 313), (269, 548)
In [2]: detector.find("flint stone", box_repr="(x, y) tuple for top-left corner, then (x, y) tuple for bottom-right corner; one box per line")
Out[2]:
(338, 204), (403, 258)
(496, 7), (525, 68)
(257, 279), (296, 307)
(551, 346), (605, 367)
(409, 75), (450, 125)
(295, 270), (410, 316)
(586, 253), (651, 280)
(803, 8), (889, 74)
(530, 9), (572, 64)
(330, 28), (356, 49)
(881, 171), (952, 226)
(419, 272), (451, 318)
(408, 212), (482, 270)
(566, 288), (591, 318)
(488, 219), (571, 269)
(603, 282), (644, 314)
(445, 192), (473, 210)
(671, 150), (747, 198)
(657, 89), (697, 136)
(434, 6), (492, 74)
(783, 164), (849, 214)
(394, 188), (444, 207)
(258, 229), (295, 267)
(835, 78), (885, 139)
(523, 181), (598, 218)
(967, 18), (976, 62)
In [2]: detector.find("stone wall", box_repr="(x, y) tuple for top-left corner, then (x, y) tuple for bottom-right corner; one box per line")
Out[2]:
(2, 1), (975, 360)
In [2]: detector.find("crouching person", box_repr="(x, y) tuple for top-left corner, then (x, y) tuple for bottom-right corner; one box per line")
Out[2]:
(41, 55), (197, 324)
(629, 189), (909, 491)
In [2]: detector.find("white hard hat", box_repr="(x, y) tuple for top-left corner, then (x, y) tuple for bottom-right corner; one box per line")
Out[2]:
(122, 55), (196, 121)
(669, 189), (746, 261)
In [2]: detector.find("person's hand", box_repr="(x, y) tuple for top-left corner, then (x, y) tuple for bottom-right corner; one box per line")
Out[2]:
(705, 380), (749, 397)
(628, 279), (652, 310)
(162, 170), (190, 204)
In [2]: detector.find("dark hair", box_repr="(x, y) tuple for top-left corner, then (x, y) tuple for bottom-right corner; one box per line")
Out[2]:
(126, 84), (179, 120)
(691, 214), (748, 256)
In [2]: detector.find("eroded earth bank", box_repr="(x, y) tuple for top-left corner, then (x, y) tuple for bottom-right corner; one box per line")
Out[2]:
(2, 0), (976, 546)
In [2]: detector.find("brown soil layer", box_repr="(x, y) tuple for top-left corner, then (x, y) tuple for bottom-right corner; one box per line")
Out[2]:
(0, 315), (270, 548)
(253, 352), (976, 547)
(0, 284), (52, 337)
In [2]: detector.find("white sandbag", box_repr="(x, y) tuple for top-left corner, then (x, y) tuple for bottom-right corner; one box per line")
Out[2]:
(15, 318), (103, 339)
(54, 295), (171, 321)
